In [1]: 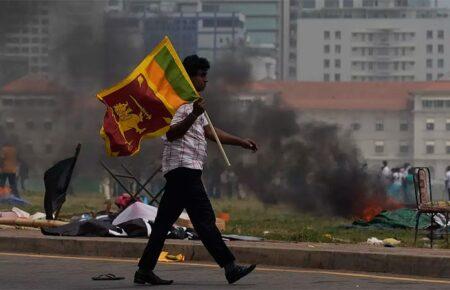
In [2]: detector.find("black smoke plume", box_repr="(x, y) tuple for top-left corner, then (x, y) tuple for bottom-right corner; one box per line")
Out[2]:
(204, 53), (386, 218)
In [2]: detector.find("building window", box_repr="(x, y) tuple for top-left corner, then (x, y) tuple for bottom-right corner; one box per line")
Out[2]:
(289, 67), (296, 77)
(394, 62), (399, 70)
(446, 142), (450, 154)
(351, 122), (361, 131)
(438, 44), (444, 54)
(289, 53), (296, 61)
(324, 45), (330, 53)
(427, 44), (433, 54)
(426, 119), (435, 130)
(335, 59), (341, 68)
(375, 141), (384, 154)
(324, 73), (330, 81)
(438, 59), (444, 68)
(438, 30), (444, 39)
(422, 100), (433, 108)
(363, 0), (376, 7)
(335, 45), (341, 54)
(427, 59), (433, 68)
(334, 73), (340, 81)
(399, 142), (409, 154)
(324, 59), (330, 68)
(400, 120), (408, 131)
(302, 0), (316, 8)
(343, 0), (354, 8)
(324, 0), (339, 8)
(335, 31), (341, 40)
(427, 73), (433, 81)
(375, 120), (384, 131)
(426, 141), (435, 154)
(324, 31), (330, 40)
(427, 30), (433, 39)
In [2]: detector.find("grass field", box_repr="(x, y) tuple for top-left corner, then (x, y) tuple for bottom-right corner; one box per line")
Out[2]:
(0, 191), (443, 248)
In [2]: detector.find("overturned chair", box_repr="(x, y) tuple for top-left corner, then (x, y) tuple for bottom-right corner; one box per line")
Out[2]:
(413, 167), (450, 247)
(100, 162), (165, 206)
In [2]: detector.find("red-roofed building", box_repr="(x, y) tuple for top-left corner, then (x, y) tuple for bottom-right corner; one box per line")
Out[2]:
(0, 75), (74, 177)
(248, 81), (450, 185)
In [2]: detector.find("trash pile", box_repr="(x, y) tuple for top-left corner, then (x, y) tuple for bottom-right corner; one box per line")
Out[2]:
(41, 200), (199, 239)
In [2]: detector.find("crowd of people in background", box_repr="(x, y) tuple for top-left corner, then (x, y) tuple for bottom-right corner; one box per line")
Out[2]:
(381, 161), (450, 203)
(380, 160), (415, 205)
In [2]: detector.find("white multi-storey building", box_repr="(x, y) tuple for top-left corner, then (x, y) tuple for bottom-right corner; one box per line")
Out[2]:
(290, 0), (450, 81)
(298, 18), (450, 82)
(251, 80), (450, 188)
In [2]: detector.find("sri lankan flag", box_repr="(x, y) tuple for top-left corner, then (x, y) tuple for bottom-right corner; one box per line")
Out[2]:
(97, 37), (199, 156)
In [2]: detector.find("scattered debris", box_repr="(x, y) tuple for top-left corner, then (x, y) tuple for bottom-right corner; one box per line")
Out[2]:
(367, 237), (383, 246)
(383, 238), (401, 247)
(158, 251), (185, 263)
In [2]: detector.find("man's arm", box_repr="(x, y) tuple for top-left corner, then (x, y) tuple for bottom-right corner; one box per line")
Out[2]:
(166, 113), (198, 142)
(204, 125), (258, 152)
(166, 99), (205, 142)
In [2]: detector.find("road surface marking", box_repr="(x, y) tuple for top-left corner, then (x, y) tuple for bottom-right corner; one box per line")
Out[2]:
(1, 252), (449, 284)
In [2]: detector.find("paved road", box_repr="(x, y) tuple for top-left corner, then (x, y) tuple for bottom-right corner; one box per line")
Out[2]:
(0, 252), (449, 290)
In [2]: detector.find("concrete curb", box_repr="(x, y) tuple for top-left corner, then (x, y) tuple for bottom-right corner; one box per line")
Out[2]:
(1, 233), (450, 279)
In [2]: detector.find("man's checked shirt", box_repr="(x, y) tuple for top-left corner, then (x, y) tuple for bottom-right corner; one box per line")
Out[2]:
(162, 103), (208, 174)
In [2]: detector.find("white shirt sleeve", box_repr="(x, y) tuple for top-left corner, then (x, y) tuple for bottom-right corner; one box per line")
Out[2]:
(170, 104), (191, 125)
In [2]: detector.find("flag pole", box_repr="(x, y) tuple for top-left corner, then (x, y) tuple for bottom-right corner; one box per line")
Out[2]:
(204, 111), (231, 167)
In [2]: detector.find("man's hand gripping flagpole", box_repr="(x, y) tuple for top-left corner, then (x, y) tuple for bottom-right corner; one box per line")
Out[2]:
(191, 97), (231, 167)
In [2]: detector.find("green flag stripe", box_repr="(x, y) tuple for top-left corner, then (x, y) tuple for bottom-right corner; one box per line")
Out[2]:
(154, 47), (197, 102)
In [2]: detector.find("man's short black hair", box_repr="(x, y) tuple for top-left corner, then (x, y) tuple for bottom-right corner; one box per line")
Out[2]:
(183, 55), (210, 77)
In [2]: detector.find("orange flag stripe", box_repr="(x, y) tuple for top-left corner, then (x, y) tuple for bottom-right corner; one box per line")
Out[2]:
(144, 60), (187, 112)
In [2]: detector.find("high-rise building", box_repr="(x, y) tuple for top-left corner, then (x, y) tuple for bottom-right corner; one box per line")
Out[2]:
(0, 1), (52, 82)
(104, 7), (245, 82)
(289, 0), (450, 81)
(0, 1), (107, 85)
(201, 0), (286, 78)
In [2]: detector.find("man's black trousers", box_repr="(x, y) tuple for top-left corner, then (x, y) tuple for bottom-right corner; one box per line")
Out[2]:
(138, 167), (235, 271)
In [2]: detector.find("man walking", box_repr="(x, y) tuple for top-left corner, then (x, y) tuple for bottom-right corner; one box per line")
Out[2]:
(135, 55), (258, 285)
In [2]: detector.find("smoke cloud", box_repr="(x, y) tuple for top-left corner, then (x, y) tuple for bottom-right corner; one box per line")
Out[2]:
(204, 52), (387, 218)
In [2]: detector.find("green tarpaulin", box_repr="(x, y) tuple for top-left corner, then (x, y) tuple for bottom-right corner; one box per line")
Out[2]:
(352, 208), (431, 229)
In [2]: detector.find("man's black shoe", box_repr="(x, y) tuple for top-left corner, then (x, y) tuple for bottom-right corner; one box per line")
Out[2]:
(134, 269), (173, 285)
(225, 264), (256, 284)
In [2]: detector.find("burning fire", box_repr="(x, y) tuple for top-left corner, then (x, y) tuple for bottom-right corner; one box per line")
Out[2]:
(356, 195), (403, 222)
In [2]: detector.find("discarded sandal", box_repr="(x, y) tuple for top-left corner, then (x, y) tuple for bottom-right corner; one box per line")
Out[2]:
(91, 273), (125, 281)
